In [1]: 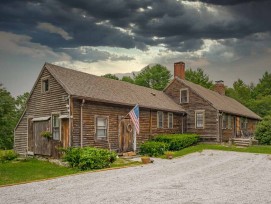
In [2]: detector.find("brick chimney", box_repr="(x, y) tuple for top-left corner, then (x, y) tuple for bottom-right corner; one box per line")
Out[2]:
(214, 80), (225, 95)
(174, 61), (185, 79)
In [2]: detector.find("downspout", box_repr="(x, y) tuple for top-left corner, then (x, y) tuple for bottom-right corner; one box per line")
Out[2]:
(181, 112), (184, 134)
(80, 99), (85, 148)
(217, 111), (223, 143)
(68, 95), (72, 147)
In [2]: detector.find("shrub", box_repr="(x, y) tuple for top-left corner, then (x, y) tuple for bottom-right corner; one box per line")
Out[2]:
(154, 134), (199, 151)
(62, 147), (117, 170)
(40, 131), (52, 139)
(140, 141), (169, 156)
(255, 116), (271, 145)
(0, 150), (18, 162)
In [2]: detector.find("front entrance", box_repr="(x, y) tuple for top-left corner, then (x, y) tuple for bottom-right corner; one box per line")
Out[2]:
(61, 118), (69, 148)
(119, 118), (134, 153)
(33, 120), (51, 156)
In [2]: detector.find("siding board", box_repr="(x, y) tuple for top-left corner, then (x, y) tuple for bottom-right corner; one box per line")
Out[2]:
(14, 68), (69, 154)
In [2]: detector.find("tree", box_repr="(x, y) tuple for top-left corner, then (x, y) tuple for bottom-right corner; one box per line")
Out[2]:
(101, 74), (119, 80)
(247, 95), (271, 118)
(226, 79), (253, 105)
(253, 71), (271, 98)
(15, 92), (29, 120)
(0, 84), (17, 149)
(121, 76), (134, 84)
(134, 64), (172, 90)
(185, 68), (214, 89)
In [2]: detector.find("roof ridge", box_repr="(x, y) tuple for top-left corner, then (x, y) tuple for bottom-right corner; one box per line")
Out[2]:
(46, 63), (169, 93)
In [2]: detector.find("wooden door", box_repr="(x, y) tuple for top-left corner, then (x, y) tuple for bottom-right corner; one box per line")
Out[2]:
(33, 121), (51, 156)
(119, 119), (134, 152)
(61, 119), (69, 148)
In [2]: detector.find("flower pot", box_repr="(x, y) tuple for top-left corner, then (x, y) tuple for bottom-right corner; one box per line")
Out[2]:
(141, 157), (150, 164)
(167, 155), (173, 159)
(165, 152), (174, 159)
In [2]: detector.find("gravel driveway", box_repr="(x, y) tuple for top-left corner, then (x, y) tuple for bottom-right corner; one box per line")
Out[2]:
(1, 150), (271, 204)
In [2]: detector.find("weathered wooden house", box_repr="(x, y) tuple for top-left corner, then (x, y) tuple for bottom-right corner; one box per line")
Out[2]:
(164, 62), (261, 143)
(14, 63), (185, 157)
(14, 62), (261, 157)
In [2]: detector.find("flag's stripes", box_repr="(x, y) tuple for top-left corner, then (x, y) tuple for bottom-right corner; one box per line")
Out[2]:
(128, 104), (140, 134)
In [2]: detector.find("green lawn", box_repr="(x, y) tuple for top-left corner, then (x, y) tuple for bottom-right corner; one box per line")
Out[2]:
(160, 144), (271, 158)
(0, 158), (140, 186)
(0, 159), (78, 186)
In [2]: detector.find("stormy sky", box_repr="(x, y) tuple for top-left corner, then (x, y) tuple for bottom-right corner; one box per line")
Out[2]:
(0, 0), (271, 96)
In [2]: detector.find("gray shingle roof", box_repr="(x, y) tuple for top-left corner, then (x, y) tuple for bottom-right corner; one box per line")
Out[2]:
(45, 63), (185, 113)
(176, 78), (261, 120)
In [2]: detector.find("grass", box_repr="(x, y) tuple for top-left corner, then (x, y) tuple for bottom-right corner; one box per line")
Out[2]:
(0, 157), (141, 186)
(0, 158), (78, 186)
(160, 144), (271, 159)
(111, 158), (141, 168)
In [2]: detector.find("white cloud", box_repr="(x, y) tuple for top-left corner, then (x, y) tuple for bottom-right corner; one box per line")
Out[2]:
(37, 22), (73, 40)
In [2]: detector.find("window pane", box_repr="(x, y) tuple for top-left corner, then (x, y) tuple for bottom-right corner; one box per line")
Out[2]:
(42, 79), (49, 92)
(228, 116), (232, 129)
(181, 90), (188, 103)
(97, 118), (106, 126)
(53, 128), (59, 140)
(96, 117), (107, 139)
(53, 115), (59, 127)
(157, 112), (163, 128)
(196, 112), (204, 128)
(97, 129), (106, 137)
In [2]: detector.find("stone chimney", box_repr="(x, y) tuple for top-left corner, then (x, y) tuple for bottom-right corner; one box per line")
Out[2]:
(214, 80), (225, 95)
(174, 61), (185, 79)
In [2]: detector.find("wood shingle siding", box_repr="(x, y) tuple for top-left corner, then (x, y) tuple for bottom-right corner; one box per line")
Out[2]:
(14, 67), (69, 154)
(72, 99), (183, 151)
(165, 79), (219, 141)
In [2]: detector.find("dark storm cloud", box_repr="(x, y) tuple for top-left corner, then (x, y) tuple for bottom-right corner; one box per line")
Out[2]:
(0, 0), (271, 59)
(189, 0), (268, 6)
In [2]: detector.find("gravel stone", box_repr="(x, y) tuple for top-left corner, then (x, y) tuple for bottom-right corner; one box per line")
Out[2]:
(1, 150), (271, 204)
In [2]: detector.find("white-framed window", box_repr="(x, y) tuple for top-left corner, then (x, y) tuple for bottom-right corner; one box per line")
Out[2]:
(228, 115), (232, 129)
(222, 114), (227, 129)
(157, 111), (164, 128)
(95, 116), (108, 140)
(168, 113), (173, 129)
(42, 78), (49, 93)
(180, 88), (189, 103)
(241, 118), (248, 130)
(195, 110), (205, 129)
(52, 114), (60, 140)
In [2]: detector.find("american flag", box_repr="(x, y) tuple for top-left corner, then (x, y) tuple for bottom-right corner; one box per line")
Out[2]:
(128, 104), (140, 134)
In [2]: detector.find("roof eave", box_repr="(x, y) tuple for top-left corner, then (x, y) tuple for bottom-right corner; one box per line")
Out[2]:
(72, 95), (186, 114)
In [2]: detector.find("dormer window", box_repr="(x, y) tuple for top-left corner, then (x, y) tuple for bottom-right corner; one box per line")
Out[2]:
(180, 88), (189, 103)
(42, 78), (49, 93)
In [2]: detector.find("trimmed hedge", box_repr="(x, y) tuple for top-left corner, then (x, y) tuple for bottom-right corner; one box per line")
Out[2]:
(0, 150), (18, 162)
(62, 147), (117, 170)
(140, 141), (169, 156)
(154, 134), (199, 151)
